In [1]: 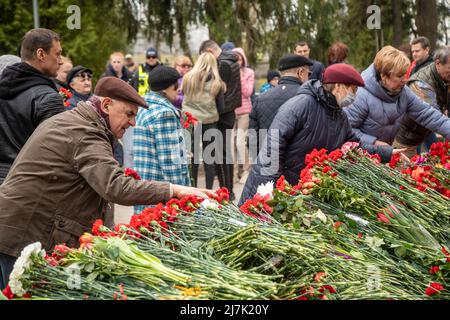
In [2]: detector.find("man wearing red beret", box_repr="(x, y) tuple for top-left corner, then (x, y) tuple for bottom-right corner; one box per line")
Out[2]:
(240, 63), (406, 204)
(0, 77), (212, 289)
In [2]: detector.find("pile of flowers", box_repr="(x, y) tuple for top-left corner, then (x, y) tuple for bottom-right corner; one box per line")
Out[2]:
(3, 142), (450, 300)
(390, 141), (450, 197)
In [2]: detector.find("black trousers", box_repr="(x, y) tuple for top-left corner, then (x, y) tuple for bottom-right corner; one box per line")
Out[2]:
(216, 111), (235, 195)
(0, 252), (16, 290)
(191, 122), (219, 189)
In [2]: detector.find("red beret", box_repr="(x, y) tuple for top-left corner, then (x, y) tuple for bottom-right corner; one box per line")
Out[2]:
(94, 77), (147, 108)
(323, 63), (365, 87)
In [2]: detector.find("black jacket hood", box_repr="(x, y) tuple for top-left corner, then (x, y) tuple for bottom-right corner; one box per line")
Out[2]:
(0, 62), (57, 99)
(219, 51), (239, 64)
(299, 79), (341, 116)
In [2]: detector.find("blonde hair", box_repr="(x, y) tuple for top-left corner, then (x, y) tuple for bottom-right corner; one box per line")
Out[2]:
(110, 51), (124, 60)
(374, 45), (410, 76)
(182, 52), (226, 99)
(173, 55), (192, 68)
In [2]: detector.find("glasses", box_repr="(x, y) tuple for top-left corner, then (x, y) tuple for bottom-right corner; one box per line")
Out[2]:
(76, 73), (92, 80)
(147, 56), (158, 59)
(177, 64), (192, 69)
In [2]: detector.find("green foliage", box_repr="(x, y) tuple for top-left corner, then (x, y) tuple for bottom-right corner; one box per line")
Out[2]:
(0, 0), (139, 83)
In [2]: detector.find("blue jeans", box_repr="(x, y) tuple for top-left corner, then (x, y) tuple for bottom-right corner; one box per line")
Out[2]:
(0, 252), (16, 290)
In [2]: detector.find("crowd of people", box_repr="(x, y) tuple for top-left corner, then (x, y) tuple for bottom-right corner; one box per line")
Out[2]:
(1, 27), (450, 290)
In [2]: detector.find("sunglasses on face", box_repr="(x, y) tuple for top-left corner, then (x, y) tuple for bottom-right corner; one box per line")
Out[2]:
(76, 73), (92, 80)
(147, 56), (158, 59)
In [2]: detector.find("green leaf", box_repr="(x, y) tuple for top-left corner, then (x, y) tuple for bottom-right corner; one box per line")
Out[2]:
(85, 271), (99, 283)
(84, 262), (95, 273)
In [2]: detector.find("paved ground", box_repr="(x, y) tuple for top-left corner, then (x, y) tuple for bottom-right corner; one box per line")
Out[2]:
(114, 165), (248, 225)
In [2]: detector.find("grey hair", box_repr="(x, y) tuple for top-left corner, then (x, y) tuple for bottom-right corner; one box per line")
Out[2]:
(434, 46), (450, 65)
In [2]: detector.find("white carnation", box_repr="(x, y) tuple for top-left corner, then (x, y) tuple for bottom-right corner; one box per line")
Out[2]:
(257, 181), (274, 198)
(9, 242), (45, 296)
(200, 198), (220, 210)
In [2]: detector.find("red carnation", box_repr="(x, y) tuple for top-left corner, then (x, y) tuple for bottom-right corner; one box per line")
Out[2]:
(124, 168), (141, 180)
(389, 153), (401, 168)
(425, 282), (444, 296)
(328, 149), (343, 162)
(377, 213), (390, 224)
(92, 219), (104, 235)
(333, 221), (343, 230)
(276, 175), (287, 191)
(2, 285), (14, 300)
(319, 285), (337, 294)
(314, 272), (326, 283)
(429, 266), (440, 275)
(322, 166), (332, 174)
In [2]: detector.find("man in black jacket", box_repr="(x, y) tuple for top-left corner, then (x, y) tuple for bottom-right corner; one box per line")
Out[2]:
(249, 54), (313, 156)
(239, 63), (405, 204)
(199, 40), (242, 200)
(0, 28), (65, 184)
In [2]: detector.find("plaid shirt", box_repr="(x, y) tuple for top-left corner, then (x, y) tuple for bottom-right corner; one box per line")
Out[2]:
(133, 91), (190, 213)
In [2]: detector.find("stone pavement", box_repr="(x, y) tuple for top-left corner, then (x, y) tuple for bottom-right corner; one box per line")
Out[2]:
(114, 165), (248, 225)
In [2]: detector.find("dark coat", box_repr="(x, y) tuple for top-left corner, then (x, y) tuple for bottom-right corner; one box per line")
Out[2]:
(0, 102), (171, 257)
(67, 90), (92, 110)
(239, 80), (392, 205)
(249, 76), (303, 147)
(410, 54), (434, 77)
(101, 64), (138, 91)
(0, 62), (65, 184)
(53, 78), (69, 90)
(218, 51), (242, 115)
(310, 59), (325, 81)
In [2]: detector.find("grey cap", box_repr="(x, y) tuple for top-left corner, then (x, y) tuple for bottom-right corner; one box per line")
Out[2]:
(0, 55), (21, 77)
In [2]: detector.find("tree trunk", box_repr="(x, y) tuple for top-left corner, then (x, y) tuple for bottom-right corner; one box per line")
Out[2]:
(415, 0), (438, 51)
(392, 0), (402, 48)
(174, 0), (191, 57)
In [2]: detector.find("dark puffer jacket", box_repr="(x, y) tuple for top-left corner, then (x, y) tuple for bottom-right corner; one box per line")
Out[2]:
(239, 80), (392, 204)
(0, 62), (65, 183)
(218, 51), (242, 114)
(249, 76), (303, 151)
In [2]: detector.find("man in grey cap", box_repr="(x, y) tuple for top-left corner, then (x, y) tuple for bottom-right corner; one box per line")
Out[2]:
(0, 77), (212, 289)
(249, 54), (313, 154)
